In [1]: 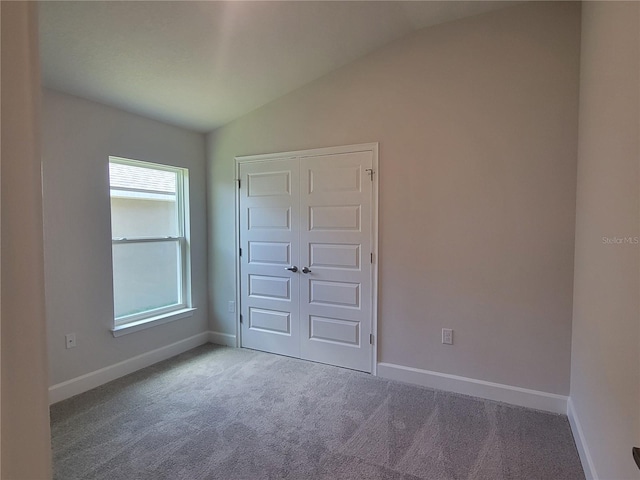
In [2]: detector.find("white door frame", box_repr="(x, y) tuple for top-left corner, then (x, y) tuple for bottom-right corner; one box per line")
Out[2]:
(234, 142), (379, 375)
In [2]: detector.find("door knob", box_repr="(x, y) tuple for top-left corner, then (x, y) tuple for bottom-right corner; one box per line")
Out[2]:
(301, 267), (312, 274)
(285, 266), (298, 273)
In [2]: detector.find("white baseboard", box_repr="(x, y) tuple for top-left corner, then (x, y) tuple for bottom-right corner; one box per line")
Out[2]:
(376, 362), (568, 414)
(49, 332), (210, 405)
(208, 330), (237, 347)
(567, 398), (597, 480)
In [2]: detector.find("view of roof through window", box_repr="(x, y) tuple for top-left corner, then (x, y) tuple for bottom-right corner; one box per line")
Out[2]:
(109, 162), (176, 195)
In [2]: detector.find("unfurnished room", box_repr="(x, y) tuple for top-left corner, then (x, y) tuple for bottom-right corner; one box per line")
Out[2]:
(1, 1), (639, 479)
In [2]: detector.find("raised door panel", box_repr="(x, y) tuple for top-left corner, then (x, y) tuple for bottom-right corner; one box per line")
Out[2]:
(309, 316), (360, 346)
(309, 165), (361, 194)
(248, 241), (291, 266)
(309, 280), (360, 308)
(310, 243), (360, 270)
(309, 205), (361, 231)
(247, 171), (290, 197)
(249, 308), (291, 335)
(248, 207), (291, 230)
(249, 275), (290, 300)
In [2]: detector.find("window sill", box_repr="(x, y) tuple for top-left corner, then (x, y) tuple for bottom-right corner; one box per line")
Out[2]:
(111, 308), (196, 337)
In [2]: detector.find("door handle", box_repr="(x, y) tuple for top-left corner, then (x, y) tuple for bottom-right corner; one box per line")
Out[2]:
(301, 267), (312, 274)
(285, 266), (298, 273)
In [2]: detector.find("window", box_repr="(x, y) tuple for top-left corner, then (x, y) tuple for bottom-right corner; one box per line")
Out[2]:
(109, 157), (192, 334)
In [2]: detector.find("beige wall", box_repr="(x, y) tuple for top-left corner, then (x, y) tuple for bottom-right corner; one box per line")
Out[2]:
(207, 2), (581, 395)
(1, 2), (52, 478)
(570, 2), (640, 479)
(42, 90), (208, 386)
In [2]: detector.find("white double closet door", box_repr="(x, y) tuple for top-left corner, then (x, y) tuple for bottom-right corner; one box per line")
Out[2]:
(238, 145), (376, 373)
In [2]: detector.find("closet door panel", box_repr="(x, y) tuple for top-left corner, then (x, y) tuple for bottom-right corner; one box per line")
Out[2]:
(239, 158), (301, 358)
(299, 151), (373, 372)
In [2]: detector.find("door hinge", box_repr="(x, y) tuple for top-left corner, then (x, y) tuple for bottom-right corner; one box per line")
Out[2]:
(369, 333), (374, 345)
(237, 178), (241, 189)
(365, 168), (374, 181)
(370, 252), (373, 264)
(240, 314), (243, 324)
(239, 247), (242, 257)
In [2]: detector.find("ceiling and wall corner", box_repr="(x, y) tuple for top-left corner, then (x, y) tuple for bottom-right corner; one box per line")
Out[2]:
(38, 1), (515, 133)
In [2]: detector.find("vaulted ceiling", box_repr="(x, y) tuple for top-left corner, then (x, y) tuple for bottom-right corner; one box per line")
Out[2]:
(39, 1), (514, 132)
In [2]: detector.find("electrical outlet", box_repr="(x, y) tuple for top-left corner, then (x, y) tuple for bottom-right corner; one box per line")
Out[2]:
(228, 301), (236, 313)
(65, 333), (77, 349)
(442, 328), (453, 345)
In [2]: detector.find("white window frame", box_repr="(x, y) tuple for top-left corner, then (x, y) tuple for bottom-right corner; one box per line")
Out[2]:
(109, 156), (193, 336)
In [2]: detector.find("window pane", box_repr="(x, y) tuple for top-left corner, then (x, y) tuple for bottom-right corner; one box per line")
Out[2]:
(111, 196), (178, 238)
(109, 163), (179, 238)
(112, 241), (181, 320)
